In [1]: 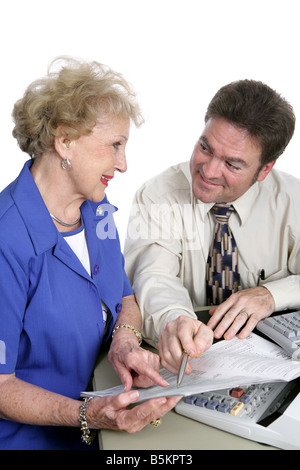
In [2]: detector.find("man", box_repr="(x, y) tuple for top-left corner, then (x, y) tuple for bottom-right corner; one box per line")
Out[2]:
(124, 79), (300, 375)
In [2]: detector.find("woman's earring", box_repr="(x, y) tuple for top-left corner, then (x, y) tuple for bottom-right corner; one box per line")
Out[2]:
(61, 158), (71, 170)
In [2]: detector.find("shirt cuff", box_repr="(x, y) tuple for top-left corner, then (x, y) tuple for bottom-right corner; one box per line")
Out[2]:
(142, 308), (197, 349)
(263, 275), (300, 311)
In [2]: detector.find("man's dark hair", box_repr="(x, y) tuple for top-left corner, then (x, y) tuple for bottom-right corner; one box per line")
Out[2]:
(205, 79), (295, 165)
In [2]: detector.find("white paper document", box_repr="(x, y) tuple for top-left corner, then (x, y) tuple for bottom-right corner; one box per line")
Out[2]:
(81, 333), (300, 403)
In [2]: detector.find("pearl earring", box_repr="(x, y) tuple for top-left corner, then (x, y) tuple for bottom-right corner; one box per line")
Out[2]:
(61, 158), (71, 170)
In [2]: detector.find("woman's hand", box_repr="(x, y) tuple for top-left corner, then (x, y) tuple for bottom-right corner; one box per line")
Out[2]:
(86, 391), (181, 433)
(108, 328), (169, 391)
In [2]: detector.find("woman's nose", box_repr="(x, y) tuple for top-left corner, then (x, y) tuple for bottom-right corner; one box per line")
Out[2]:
(114, 151), (127, 173)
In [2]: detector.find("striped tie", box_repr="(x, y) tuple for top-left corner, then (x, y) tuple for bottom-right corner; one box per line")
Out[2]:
(206, 203), (241, 305)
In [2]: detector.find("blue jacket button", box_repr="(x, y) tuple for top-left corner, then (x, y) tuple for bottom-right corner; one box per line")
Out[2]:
(93, 264), (99, 275)
(115, 303), (122, 314)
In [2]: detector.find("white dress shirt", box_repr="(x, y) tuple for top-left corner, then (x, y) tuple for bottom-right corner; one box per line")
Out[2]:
(124, 161), (300, 348)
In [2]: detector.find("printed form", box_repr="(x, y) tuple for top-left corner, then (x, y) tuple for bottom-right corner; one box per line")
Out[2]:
(82, 333), (300, 403)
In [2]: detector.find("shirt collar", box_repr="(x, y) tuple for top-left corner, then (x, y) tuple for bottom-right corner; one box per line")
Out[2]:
(230, 182), (260, 225)
(11, 160), (117, 255)
(11, 160), (58, 255)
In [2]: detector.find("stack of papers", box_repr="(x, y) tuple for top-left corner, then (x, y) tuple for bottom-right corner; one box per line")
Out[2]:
(81, 333), (300, 403)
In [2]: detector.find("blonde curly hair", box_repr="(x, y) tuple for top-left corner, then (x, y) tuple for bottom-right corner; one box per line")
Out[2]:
(12, 56), (144, 158)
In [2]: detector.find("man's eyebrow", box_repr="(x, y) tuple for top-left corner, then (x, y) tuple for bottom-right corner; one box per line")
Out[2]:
(227, 156), (249, 167)
(199, 135), (214, 154)
(199, 135), (249, 167)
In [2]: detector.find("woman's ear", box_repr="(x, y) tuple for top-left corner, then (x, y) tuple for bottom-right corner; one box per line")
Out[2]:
(54, 130), (71, 159)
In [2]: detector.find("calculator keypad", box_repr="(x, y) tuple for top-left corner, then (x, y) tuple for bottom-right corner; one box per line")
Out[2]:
(184, 383), (287, 421)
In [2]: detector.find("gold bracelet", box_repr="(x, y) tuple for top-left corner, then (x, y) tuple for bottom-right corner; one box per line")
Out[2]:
(112, 324), (142, 345)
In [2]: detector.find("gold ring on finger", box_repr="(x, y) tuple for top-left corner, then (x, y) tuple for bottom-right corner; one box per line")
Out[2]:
(150, 418), (162, 427)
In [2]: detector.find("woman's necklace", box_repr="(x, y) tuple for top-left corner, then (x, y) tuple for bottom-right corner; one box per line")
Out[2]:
(50, 213), (81, 228)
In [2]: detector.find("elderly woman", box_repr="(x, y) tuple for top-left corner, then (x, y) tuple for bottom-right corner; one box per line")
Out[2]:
(0, 57), (179, 450)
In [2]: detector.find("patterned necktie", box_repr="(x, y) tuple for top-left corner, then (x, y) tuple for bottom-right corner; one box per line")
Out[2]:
(206, 203), (241, 305)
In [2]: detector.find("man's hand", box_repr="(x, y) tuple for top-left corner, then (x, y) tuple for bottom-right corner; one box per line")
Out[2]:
(207, 286), (275, 340)
(158, 315), (213, 374)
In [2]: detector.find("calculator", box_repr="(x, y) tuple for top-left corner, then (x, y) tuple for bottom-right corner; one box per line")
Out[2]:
(175, 379), (300, 449)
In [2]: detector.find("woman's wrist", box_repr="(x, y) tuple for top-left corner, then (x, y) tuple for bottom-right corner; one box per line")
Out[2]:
(78, 397), (96, 445)
(112, 324), (142, 345)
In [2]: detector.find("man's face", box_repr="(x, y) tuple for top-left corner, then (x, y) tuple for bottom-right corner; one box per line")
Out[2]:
(190, 117), (275, 203)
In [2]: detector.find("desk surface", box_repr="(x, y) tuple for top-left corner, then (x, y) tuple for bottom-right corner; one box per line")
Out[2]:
(94, 308), (276, 451)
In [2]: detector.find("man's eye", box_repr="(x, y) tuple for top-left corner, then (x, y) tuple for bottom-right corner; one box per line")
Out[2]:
(200, 143), (208, 152)
(113, 141), (121, 149)
(226, 161), (240, 171)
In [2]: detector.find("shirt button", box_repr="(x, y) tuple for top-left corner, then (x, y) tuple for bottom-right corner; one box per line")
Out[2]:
(115, 303), (122, 314)
(93, 264), (99, 275)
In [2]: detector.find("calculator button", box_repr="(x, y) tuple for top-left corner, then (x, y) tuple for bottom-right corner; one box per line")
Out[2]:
(218, 403), (230, 413)
(212, 395), (224, 403)
(230, 402), (244, 416)
(240, 395), (251, 404)
(207, 400), (219, 410)
(223, 398), (236, 407)
(231, 387), (244, 398)
(195, 397), (208, 407)
(185, 395), (197, 405)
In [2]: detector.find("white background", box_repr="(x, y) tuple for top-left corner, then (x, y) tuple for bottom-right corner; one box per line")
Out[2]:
(1, 0), (299, 246)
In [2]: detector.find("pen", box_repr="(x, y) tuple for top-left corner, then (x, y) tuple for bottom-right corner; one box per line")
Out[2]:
(177, 350), (189, 387)
(177, 332), (194, 387)
(257, 269), (265, 286)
